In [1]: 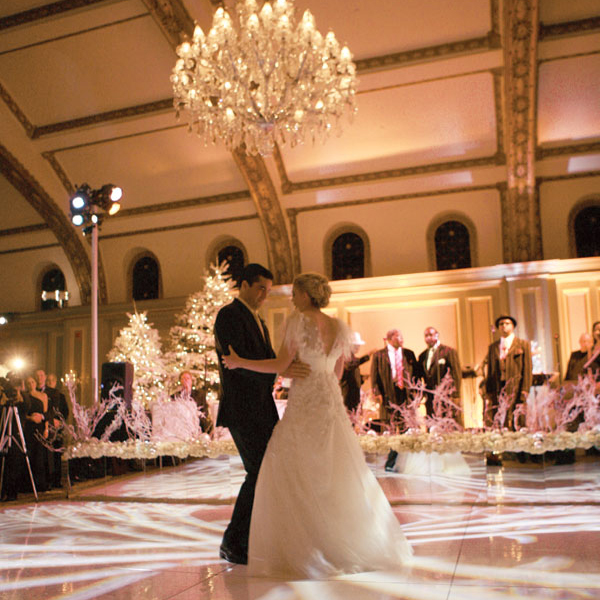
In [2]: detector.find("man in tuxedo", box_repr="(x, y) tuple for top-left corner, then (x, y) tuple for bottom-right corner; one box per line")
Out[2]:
(35, 369), (62, 488)
(340, 331), (374, 412)
(214, 263), (308, 564)
(484, 315), (532, 465)
(370, 329), (419, 471)
(417, 327), (462, 421)
(46, 373), (69, 488)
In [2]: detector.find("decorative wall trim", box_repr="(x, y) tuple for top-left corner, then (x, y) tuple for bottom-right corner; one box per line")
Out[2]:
(0, 0), (109, 31)
(41, 151), (74, 195)
(537, 141), (600, 160)
(0, 142), (100, 304)
(286, 209), (301, 276)
(539, 16), (600, 40)
(99, 214), (257, 241)
(0, 223), (49, 237)
(537, 170), (600, 184)
(500, 0), (543, 263)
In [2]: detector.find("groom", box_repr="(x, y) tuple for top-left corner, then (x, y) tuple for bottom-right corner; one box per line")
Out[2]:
(214, 263), (308, 564)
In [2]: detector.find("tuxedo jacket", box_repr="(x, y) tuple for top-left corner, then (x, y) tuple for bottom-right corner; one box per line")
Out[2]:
(341, 353), (370, 411)
(484, 337), (532, 401)
(417, 344), (462, 396)
(370, 346), (419, 407)
(214, 299), (277, 430)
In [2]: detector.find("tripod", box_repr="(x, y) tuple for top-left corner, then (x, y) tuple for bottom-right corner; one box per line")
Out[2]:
(0, 405), (38, 501)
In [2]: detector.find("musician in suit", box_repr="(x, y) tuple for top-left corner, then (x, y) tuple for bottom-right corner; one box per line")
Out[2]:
(340, 331), (374, 412)
(484, 315), (532, 424)
(417, 327), (462, 421)
(214, 263), (308, 565)
(370, 329), (419, 471)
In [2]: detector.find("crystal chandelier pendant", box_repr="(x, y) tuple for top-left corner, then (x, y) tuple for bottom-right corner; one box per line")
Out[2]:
(171, 0), (357, 156)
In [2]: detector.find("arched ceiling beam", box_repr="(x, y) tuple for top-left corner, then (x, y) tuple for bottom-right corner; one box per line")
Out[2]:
(0, 142), (95, 304)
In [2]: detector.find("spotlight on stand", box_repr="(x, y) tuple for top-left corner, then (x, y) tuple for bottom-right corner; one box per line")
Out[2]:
(68, 183), (123, 405)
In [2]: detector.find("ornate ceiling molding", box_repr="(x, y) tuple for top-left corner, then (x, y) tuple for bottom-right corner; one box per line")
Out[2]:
(100, 213), (257, 241)
(536, 140), (600, 160)
(276, 154), (503, 194)
(355, 33), (500, 74)
(500, 0), (542, 263)
(0, 142), (98, 304)
(233, 148), (294, 283)
(0, 223), (49, 238)
(536, 169), (600, 184)
(116, 190), (251, 218)
(32, 99), (173, 139)
(0, 242), (60, 256)
(0, 83), (35, 138)
(539, 16), (600, 40)
(0, 0), (108, 30)
(141, 0), (193, 46)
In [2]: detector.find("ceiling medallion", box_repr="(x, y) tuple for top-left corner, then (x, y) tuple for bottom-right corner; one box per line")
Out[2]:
(171, 0), (357, 156)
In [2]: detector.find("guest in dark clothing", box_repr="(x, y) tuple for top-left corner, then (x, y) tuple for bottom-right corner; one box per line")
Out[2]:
(46, 373), (69, 487)
(340, 331), (374, 412)
(24, 376), (50, 492)
(564, 333), (596, 382)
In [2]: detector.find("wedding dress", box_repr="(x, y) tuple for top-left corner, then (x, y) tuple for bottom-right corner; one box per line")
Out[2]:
(248, 312), (412, 579)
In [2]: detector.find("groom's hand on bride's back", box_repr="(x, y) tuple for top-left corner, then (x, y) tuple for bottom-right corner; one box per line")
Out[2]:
(281, 359), (311, 379)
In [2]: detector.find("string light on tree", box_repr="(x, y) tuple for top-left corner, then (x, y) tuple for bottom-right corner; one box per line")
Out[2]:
(166, 262), (236, 401)
(107, 311), (167, 409)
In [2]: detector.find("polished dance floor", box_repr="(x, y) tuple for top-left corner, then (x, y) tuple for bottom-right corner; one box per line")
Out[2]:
(1, 451), (599, 600)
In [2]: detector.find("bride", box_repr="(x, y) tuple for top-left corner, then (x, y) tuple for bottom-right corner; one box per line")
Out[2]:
(222, 272), (412, 579)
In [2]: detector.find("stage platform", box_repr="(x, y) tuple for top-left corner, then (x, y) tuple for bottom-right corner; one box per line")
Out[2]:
(1, 453), (599, 600)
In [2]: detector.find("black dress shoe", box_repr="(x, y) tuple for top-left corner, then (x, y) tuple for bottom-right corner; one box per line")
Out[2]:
(219, 544), (248, 565)
(486, 453), (502, 467)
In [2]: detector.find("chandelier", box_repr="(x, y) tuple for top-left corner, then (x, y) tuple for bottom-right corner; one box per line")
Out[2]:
(171, 0), (357, 156)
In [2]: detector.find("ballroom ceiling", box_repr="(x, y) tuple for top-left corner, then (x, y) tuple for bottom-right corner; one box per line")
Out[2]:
(1, 0), (599, 299)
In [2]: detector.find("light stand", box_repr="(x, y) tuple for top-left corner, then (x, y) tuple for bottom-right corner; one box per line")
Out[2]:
(0, 404), (38, 501)
(70, 184), (122, 404)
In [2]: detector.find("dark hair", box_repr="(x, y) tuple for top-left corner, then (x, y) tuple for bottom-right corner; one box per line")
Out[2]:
(239, 263), (274, 287)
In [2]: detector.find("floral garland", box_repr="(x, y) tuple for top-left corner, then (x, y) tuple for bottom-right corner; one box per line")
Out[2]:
(63, 429), (600, 460)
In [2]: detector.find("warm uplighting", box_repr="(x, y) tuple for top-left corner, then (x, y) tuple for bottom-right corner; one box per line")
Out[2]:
(171, 0), (357, 156)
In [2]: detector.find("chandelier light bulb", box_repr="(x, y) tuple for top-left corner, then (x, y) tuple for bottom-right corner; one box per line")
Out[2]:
(171, 0), (357, 156)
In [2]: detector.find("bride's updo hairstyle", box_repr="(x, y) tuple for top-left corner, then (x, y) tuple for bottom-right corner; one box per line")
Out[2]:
(293, 272), (332, 308)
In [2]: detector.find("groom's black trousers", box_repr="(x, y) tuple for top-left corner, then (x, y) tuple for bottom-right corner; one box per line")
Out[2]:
(224, 422), (275, 553)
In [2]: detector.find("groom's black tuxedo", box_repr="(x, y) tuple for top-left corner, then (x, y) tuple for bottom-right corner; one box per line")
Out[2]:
(214, 298), (278, 559)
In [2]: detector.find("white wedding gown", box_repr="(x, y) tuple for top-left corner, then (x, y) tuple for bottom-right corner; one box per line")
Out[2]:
(248, 312), (412, 579)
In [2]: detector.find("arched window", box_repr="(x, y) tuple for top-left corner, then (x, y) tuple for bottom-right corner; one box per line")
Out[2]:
(218, 244), (245, 285)
(132, 255), (160, 301)
(41, 268), (67, 311)
(331, 232), (365, 280)
(434, 220), (471, 270)
(573, 205), (600, 257)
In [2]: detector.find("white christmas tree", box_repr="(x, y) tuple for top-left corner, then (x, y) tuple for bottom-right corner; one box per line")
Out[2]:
(166, 261), (236, 402)
(107, 311), (168, 408)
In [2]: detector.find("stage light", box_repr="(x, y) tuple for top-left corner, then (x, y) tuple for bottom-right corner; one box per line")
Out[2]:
(0, 316), (7, 325)
(11, 357), (25, 371)
(72, 214), (84, 226)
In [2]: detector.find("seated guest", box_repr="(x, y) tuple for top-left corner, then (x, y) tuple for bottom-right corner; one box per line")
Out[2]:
(341, 331), (375, 412)
(565, 333), (596, 382)
(174, 371), (213, 434)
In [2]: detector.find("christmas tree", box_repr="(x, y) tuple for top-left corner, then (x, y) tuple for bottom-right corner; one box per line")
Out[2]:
(166, 261), (236, 402)
(107, 311), (168, 408)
